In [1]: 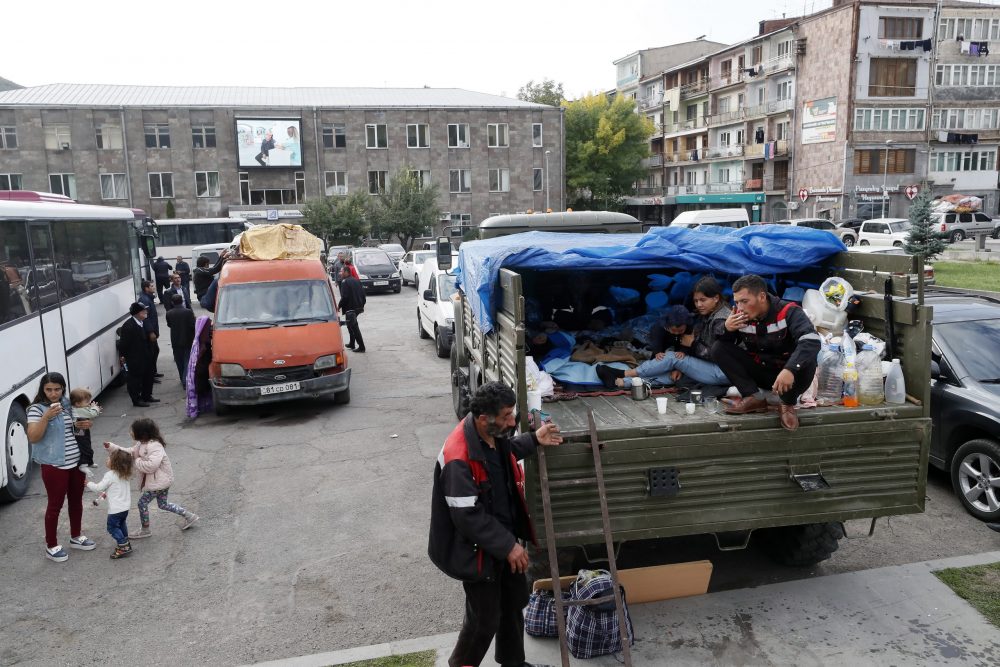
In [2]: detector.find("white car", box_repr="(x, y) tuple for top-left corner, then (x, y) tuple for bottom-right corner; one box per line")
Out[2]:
(398, 250), (436, 286)
(857, 218), (911, 247)
(417, 259), (459, 358)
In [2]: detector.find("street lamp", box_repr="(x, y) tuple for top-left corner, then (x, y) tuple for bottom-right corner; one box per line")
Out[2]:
(881, 139), (893, 218)
(544, 150), (551, 212)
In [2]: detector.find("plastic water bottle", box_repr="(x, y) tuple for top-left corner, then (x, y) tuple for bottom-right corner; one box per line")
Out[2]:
(884, 358), (906, 404)
(841, 329), (857, 368)
(842, 361), (859, 408)
(857, 345), (885, 406)
(816, 342), (844, 406)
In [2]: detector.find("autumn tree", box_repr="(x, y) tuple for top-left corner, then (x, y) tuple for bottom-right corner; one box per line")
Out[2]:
(564, 93), (653, 210)
(517, 79), (565, 107)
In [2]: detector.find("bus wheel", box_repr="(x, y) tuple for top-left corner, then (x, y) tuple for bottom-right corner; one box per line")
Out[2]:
(0, 403), (32, 503)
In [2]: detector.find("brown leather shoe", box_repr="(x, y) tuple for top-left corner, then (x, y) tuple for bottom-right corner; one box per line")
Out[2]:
(778, 403), (799, 431)
(723, 395), (768, 415)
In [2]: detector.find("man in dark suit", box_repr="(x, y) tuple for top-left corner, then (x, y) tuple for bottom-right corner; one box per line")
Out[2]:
(163, 273), (191, 311)
(165, 293), (196, 388)
(338, 266), (367, 353)
(151, 256), (172, 304)
(118, 302), (158, 407)
(137, 280), (163, 385)
(174, 255), (192, 301)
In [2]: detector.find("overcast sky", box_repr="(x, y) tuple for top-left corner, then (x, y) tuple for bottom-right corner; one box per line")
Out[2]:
(5, 0), (998, 100)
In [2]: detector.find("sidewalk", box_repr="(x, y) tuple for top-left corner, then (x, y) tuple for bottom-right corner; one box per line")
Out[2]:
(249, 550), (1000, 667)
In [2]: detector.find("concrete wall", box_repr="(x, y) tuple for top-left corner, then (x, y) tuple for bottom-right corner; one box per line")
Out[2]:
(854, 4), (935, 102)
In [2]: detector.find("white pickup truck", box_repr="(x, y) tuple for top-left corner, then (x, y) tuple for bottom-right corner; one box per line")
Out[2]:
(934, 211), (1000, 242)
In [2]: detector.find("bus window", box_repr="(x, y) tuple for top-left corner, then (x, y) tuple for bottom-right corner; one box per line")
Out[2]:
(51, 220), (133, 299)
(0, 222), (34, 324)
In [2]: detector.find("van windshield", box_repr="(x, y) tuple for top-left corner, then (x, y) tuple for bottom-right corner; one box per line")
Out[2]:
(438, 273), (458, 298)
(216, 280), (336, 327)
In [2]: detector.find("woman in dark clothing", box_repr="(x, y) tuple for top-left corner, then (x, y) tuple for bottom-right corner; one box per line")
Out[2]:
(192, 251), (228, 301)
(186, 316), (214, 418)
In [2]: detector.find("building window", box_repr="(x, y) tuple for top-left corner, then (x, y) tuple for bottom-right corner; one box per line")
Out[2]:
(853, 148), (916, 174)
(100, 173), (129, 200)
(930, 149), (997, 172)
(192, 126), (217, 149)
(868, 59), (917, 97)
(447, 124), (470, 148)
(751, 45), (762, 65)
(775, 120), (790, 140)
(408, 169), (431, 190)
(776, 40), (792, 58)
(248, 187), (297, 205)
(879, 17), (923, 40)
(449, 169), (471, 193)
(932, 108), (1000, 131)
(532, 123), (543, 147)
(144, 123), (170, 148)
(148, 172), (174, 198)
(95, 125), (123, 150)
(776, 80), (792, 101)
(195, 171), (220, 198)
(48, 173), (77, 199)
(718, 168), (732, 183)
(239, 172), (250, 205)
(938, 17), (998, 41)
(365, 124), (387, 149)
(295, 171), (305, 202)
(324, 171), (347, 196)
(854, 107), (926, 131)
(44, 125), (72, 150)
(406, 124), (429, 148)
(488, 168), (510, 192)
(0, 174), (22, 190)
(0, 126), (17, 149)
(719, 131), (732, 147)
(935, 64), (999, 88)
(368, 170), (387, 194)
(717, 97), (731, 114)
(533, 168), (543, 192)
(449, 213), (473, 237)
(322, 124), (347, 149)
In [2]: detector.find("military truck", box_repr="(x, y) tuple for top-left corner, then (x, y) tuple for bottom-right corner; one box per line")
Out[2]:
(447, 226), (933, 574)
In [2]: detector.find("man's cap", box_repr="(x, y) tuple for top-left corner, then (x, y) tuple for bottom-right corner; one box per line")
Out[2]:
(129, 302), (148, 315)
(662, 304), (694, 328)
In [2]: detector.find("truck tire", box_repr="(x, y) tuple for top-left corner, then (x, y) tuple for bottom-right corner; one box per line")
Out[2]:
(435, 326), (450, 358)
(757, 522), (844, 567)
(950, 230), (965, 243)
(418, 310), (430, 339)
(950, 439), (1000, 522)
(992, 227), (1000, 240)
(451, 344), (471, 420)
(0, 403), (32, 503)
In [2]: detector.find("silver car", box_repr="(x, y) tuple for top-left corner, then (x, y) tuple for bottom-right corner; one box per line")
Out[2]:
(774, 218), (858, 247)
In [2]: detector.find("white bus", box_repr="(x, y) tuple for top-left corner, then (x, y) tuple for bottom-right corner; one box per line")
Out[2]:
(1, 193), (150, 502)
(151, 217), (248, 263)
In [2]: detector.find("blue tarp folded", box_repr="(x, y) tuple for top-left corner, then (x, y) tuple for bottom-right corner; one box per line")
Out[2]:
(458, 225), (846, 334)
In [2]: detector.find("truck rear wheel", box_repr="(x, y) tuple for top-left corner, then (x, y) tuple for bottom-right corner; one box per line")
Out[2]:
(451, 344), (471, 420)
(757, 522), (844, 567)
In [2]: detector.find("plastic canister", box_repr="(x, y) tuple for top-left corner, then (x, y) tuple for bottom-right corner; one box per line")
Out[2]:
(802, 289), (848, 333)
(816, 342), (844, 406)
(885, 358), (906, 404)
(857, 345), (884, 406)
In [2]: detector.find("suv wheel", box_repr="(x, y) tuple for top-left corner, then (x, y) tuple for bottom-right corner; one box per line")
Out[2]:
(435, 326), (450, 358)
(860, 240), (870, 246)
(951, 439), (1000, 522)
(842, 235), (855, 247)
(950, 230), (965, 243)
(892, 241), (903, 248)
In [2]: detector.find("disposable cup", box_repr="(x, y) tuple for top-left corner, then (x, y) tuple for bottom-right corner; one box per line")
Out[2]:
(684, 402), (697, 416)
(655, 397), (668, 414)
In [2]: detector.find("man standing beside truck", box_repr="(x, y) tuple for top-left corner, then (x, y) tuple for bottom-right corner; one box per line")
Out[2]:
(712, 274), (821, 431)
(338, 266), (366, 353)
(429, 381), (563, 667)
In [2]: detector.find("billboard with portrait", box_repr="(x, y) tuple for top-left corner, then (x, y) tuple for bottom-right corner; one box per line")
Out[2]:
(801, 98), (837, 145)
(236, 119), (302, 168)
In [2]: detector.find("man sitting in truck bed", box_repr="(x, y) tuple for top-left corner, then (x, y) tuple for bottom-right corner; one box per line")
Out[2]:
(711, 274), (821, 431)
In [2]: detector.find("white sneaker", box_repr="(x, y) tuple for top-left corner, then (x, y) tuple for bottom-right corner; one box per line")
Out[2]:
(132, 526), (152, 539)
(45, 545), (69, 562)
(69, 535), (96, 550)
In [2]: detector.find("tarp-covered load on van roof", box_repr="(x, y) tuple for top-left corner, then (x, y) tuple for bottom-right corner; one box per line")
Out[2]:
(457, 225), (846, 334)
(238, 224), (324, 261)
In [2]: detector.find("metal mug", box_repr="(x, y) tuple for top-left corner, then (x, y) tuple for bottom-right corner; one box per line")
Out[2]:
(630, 379), (651, 401)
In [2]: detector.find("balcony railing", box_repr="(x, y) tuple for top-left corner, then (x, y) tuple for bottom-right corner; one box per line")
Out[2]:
(666, 184), (708, 195)
(710, 71), (746, 90)
(663, 117), (707, 134)
(639, 93), (664, 110)
(744, 178), (764, 191)
(707, 182), (744, 193)
(634, 186), (666, 196)
(707, 108), (745, 125)
(664, 149), (704, 164)
(703, 144), (745, 159)
(767, 98), (794, 114)
(744, 139), (790, 158)
(680, 79), (710, 98)
(641, 154), (664, 168)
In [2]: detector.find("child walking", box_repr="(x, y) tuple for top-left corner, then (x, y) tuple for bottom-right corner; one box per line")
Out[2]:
(107, 418), (198, 538)
(86, 448), (134, 559)
(70, 388), (102, 476)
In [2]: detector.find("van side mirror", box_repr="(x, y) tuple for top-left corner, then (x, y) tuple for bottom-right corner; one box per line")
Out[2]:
(423, 289), (435, 302)
(436, 236), (453, 270)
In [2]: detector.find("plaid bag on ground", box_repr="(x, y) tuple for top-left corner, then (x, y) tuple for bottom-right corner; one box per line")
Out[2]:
(566, 569), (635, 659)
(524, 589), (570, 638)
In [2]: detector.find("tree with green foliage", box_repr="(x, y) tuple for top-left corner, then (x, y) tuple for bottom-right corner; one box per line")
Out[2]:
(903, 188), (946, 261)
(164, 200), (176, 219)
(370, 168), (442, 250)
(517, 79), (564, 107)
(300, 190), (371, 246)
(564, 94), (653, 211)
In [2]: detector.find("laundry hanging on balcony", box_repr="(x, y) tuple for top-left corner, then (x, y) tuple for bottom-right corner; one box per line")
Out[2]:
(763, 141), (778, 160)
(754, 128), (765, 144)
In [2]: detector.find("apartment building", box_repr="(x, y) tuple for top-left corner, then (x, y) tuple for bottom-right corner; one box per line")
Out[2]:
(615, 40), (727, 103)
(0, 85), (563, 240)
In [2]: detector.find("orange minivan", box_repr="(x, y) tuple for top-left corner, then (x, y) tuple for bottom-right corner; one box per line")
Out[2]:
(209, 258), (350, 414)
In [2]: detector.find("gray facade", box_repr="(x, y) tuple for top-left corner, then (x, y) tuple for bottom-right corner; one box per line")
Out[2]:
(0, 85), (564, 240)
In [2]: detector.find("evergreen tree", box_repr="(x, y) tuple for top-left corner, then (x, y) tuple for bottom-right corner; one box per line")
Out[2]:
(903, 188), (945, 260)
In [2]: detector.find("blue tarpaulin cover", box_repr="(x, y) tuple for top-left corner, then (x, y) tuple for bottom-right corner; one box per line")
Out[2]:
(457, 225), (846, 334)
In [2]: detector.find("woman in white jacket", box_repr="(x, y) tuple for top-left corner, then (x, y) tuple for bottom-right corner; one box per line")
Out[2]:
(108, 418), (198, 538)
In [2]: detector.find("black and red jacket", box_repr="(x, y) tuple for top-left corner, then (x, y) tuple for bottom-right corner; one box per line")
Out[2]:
(428, 415), (538, 582)
(718, 294), (821, 372)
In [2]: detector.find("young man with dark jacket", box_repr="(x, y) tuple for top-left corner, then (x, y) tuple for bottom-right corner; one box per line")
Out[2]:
(711, 274), (821, 431)
(429, 381), (563, 667)
(151, 256), (172, 303)
(165, 294), (196, 388)
(338, 266), (367, 353)
(192, 251), (228, 302)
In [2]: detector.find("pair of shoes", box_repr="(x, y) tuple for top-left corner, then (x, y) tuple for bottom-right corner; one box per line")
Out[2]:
(45, 545), (69, 562)
(110, 544), (131, 559)
(132, 525), (152, 539)
(132, 401), (151, 407)
(154, 373), (164, 378)
(354, 347), (366, 353)
(596, 364), (626, 389)
(778, 404), (799, 431)
(181, 511), (200, 530)
(723, 395), (769, 415)
(142, 397), (161, 403)
(345, 343), (356, 350)
(69, 535), (96, 550)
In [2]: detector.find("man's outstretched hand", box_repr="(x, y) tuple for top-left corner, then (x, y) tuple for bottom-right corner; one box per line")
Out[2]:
(536, 423), (563, 446)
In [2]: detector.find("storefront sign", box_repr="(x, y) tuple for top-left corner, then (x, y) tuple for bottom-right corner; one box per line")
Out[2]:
(798, 188), (809, 202)
(905, 185), (919, 200)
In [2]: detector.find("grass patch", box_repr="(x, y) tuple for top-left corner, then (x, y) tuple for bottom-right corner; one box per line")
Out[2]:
(933, 561), (1000, 627)
(334, 649), (436, 667)
(933, 261), (1000, 292)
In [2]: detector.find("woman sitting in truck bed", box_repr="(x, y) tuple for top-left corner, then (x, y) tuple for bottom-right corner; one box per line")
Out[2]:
(597, 277), (732, 390)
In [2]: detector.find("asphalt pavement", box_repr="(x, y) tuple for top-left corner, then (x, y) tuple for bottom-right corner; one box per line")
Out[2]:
(1, 287), (998, 666)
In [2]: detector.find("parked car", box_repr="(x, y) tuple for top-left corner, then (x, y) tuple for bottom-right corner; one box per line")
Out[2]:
(836, 217), (864, 232)
(916, 290), (1000, 522)
(669, 208), (749, 229)
(774, 218), (857, 247)
(858, 218), (911, 247)
(847, 246), (935, 284)
(933, 211), (998, 243)
(399, 250), (436, 286)
(416, 259), (459, 358)
(351, 248), (401, 293)
(378, 243), (406, 266)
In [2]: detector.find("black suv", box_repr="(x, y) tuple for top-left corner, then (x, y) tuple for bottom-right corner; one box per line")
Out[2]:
(350, 248), (401, 293)
(920, 289), (1000, 522)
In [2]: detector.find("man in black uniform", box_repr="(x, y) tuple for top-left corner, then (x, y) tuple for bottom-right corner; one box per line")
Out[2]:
(151, 256), (172, 303)
(118, 302), (155, 407)
(338, 266), (367, 353)
(711, 274), (821, 431)
(429, 381), (563, 667)
(165, 293), (196, 388)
